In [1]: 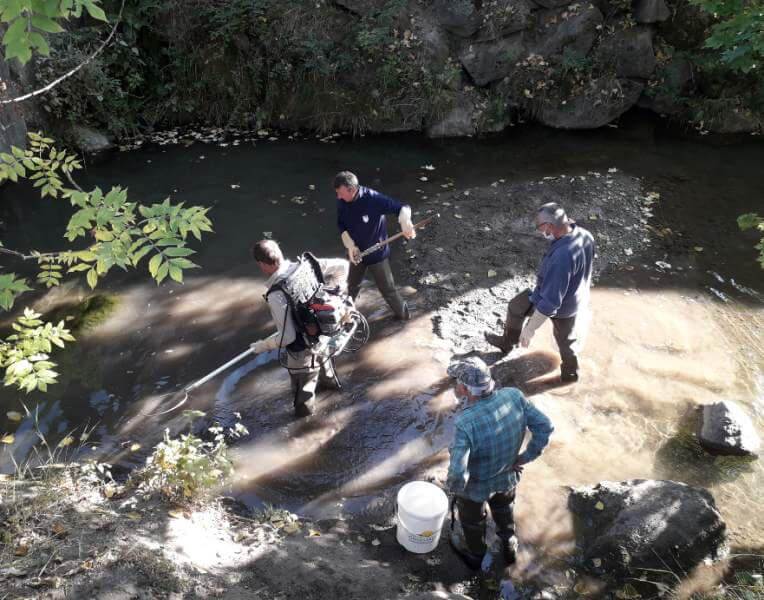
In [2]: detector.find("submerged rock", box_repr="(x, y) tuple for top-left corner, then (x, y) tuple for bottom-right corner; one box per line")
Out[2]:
(427, 92), (478, 137)
(69, 125), (114, 154)
(569, 479), (726, 579)
(698, 400), (761, 457)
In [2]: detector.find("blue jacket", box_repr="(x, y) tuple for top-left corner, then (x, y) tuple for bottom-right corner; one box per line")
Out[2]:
(447, 388), (553, 502)
(530, 224), (595, 318)
(336, 186), (403, 265)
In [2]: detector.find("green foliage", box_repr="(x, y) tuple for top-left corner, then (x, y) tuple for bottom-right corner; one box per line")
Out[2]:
(0, 131), (213, 392)
(691, 0), (764, 73)
(0, 308), (75, 393)
(138, 414), (248, 502)
(0, 0), (107, 63)
(738, 212), (764, 268)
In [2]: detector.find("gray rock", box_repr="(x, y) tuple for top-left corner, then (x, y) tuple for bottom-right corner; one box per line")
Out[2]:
(475, 0), (533, 40)
(536, 77), (643, 129)
(594, 26), (656, 79)
(569, 479), (726, 579)
(68, 125), (114, 154)
(0, 60), (27, 155)
(401, 593), (473, 600)
(418, 20), (451, 66)
(459, 34), (526, 86)
(698, 401), (761, 457)
(427, 92), (478, 137)
(333, 0), (386, 16)
(433, 0), (482, 37)
(528, 5), (603, 59)
(637, 57), (693, 115)
(633, 0), (671, 23)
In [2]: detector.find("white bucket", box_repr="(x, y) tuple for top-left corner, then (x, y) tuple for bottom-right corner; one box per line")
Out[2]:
(396, 481), (449, 553)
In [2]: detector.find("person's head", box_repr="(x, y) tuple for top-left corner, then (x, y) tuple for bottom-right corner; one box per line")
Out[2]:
(251, 239), (283, 276)
(334, 171), (359, 202)
(447, 357), (495, 404)
(535, 202), (571, 240)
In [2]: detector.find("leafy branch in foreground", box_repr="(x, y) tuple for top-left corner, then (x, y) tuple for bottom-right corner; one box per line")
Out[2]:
(0, 131), (213, 393)
(737, 213), (764, 269)
(0, 308), (75, 393)
(0, 0), (107, 63)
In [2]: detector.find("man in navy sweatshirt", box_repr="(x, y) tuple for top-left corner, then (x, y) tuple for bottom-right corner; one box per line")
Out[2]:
(334, 171), (415, 320)
(485, 203), (595, 382)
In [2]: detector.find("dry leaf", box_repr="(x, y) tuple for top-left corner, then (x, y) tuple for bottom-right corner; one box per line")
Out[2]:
(371, 539), (381, 546)
(487, 270), (497, 278)
(58, 436), (74, 448)
(283, 522), (300, 535)
(52, 522), (67, 537)
(592, 558), (602, 568)
(103, 485), (116, 499)
(129, 443), (141, 452)
(6, 411), (22, 422)
(307, 529), (321, 537)
(1, 434), (15, 444)
(595, 501), (605, 510)
(14, 543), (29, 556)
(125, 512), (142, 521)
(167, 509), (185, 519)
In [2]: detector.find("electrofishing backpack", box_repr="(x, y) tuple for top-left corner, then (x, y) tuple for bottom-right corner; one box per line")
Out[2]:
(266, 253), (349, 350)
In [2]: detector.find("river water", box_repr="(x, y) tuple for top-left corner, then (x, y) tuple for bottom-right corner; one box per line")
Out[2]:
(1, 115), (762, 562)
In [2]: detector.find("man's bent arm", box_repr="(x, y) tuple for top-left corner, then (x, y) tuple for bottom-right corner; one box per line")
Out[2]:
(515, 400), (554, 466)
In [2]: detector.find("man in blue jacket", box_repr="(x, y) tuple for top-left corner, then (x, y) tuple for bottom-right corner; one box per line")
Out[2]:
(447, 357), (553, 569)
(485, 202), (595, 382)
(335, 171), (415, 320)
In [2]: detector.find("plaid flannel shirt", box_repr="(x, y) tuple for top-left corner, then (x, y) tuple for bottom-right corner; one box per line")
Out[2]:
(447, 387), (553, 502)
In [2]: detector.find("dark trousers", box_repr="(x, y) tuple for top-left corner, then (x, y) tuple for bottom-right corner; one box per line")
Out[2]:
(347, 258), (406, 318)
(287, 350), (336, 413)
(456, 489), (516, 557)
(505, 289), (579, 378)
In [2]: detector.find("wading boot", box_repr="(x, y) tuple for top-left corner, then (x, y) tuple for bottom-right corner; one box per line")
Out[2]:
(449, 529), (484, 570)
(484, 332), (511, 354)
(501, 536), (519, 566)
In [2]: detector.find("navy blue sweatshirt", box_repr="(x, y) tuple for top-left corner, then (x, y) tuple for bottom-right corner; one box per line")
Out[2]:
(336, 186), (404, 265)
(529, 224), (595, 318)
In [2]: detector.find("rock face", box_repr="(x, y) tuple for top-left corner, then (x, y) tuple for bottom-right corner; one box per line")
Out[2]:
(698, 401), (761, 457)
(594, 27), (656, 79)
(633, 0), (670, 23)
(536, 77), (643, 129)
(68, 125), (114, 154)
(637, 56), (693, 115)
(434, 0), (483, 37)
(460, 35), (526, 86)
(0, 61), (27, 155)
(569, 480), (726, 579)
(529, 6), (603, 59)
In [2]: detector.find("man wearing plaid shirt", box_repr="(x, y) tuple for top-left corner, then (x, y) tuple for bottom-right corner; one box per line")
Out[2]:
(447, 357), (553, 569)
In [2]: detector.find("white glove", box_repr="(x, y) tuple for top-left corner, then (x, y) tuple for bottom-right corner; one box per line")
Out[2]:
(519, 310), (548, 348)
(251, 335), (278, 354)
(398, 206), (416, 239)
(341, 231), (362, 265)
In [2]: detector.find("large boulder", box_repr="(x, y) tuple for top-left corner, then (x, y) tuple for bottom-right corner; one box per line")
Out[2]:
(528, 5), (603, 59)
(459, 34), (526, 86)
(433, 0), (482, 37)
(535, 77), (643, 129)
(633, 0), (670, 23)
(569, 480), (726, 579)
(594, 26), (656, 79)
(698, 401), (761, 457)
(704, 108), (764, 134)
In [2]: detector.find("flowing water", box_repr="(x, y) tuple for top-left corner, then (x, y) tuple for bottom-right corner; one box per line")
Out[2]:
(1, 115), (762, 568)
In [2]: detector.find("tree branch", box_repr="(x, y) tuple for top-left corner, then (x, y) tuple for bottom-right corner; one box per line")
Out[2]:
(0, 0), (125, 105)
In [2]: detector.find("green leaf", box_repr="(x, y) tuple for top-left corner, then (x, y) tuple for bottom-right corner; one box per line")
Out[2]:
(83, 0), (107, 21)
(163, 246), (195, 257)
(30, 15), (65, 33)
(148, 253), (162, 278)
(86, 268), (98, 289)
(156, 261), (169, 283)
(169, 265), (183, 283)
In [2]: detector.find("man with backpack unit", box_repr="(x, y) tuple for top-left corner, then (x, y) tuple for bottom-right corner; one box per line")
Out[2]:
(250, 239), (351, 418)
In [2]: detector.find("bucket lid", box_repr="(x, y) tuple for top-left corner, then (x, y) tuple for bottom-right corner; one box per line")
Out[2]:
(397, 481), (448, 520)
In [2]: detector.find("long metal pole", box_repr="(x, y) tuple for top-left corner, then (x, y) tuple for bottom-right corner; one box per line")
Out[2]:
(185, 347), (256, 392)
